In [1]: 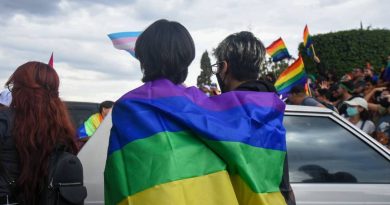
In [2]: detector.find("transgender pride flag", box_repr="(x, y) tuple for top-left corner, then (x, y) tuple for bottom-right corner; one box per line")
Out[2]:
(108, 31), (141, 58)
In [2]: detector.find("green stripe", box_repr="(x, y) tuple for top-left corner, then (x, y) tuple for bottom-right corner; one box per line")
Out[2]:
(275, 71), (306, 91)
(271, 48), (288, 57)
(104, 131), (285, 204)
(104, 131), (227, 204)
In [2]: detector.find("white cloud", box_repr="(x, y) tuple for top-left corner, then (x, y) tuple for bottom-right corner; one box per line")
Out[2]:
(0, 0), (389, 102)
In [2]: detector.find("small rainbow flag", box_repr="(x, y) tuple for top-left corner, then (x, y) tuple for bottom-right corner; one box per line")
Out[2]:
(275, 56), (307, 94)
(104, 79), (288, 205)
(108, 31), (142, 58)
(266, 37), (291, 62)
(303, 25), (313, 49)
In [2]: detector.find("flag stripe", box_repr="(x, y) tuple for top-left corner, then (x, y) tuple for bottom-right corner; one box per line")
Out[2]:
(108, 97), (286, 155)
(112, 37), (138, 45)
(277, 57), (304, 79)
(117, 171), (239, 205)
(266, 38), (290, 62)
(271, 50), (290, 62)
(275, 72), (307, 91)
(276, 76), (308, 94)
(121, 80), (285, 112)
(117, 172), (286, 205)
(275, 64), (304, 87)
(303, 25), (313, 48)
(105, 131), (285, 204)
(108, 31), (141, 39)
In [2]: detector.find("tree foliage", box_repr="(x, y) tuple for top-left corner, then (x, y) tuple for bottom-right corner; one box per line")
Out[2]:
(197, 50), (212, 87)
(299, 28), (390, 76)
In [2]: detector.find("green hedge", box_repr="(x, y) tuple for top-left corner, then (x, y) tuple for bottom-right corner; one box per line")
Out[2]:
(299, 29), (390, 76)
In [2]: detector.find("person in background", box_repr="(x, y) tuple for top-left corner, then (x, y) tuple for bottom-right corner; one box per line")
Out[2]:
(213, 31), (295, 205)
(0, 61), (78, 204)
(352, 68), (365, 84)
(344, 97), (375, 136)
(200, 85), (211, 96)
(288, 85), (325, 108)
(353, 80), (366, 97)
(335, 81), (355, 116)
(0, 90), (12, 108)
(78, 100), (114, 142)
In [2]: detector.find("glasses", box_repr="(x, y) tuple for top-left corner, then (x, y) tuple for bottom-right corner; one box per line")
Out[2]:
(211, 62), (223, 75)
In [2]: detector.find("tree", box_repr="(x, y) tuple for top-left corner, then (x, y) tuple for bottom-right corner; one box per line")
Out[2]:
(298, 28), (390, 77)
(197, 50), (212, 87)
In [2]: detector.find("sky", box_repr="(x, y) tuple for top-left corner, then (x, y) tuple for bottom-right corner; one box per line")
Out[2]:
(0, 0), (389, 102)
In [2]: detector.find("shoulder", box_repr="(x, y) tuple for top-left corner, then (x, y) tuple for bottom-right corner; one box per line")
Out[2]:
(302, 97), (321, 106)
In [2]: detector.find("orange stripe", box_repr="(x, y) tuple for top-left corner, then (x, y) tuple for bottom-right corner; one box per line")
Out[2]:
(266, 38), (286, 55)
(279, 56), (304, 78)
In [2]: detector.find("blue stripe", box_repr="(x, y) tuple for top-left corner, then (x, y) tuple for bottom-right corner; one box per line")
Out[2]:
(108, 31), (142, 40)
(77, 125), (88, 139)
(277, 76), (307, 94)
(272, 51), (290, 62)
(108, 96), (286, 155)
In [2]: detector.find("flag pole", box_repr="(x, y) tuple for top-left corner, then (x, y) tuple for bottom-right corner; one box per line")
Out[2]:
(310, 44), (318, 58)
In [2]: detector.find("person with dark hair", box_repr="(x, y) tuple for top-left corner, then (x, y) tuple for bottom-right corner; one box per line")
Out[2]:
(336, 80), (356, 116)
(105, 20), (290, 205)
(288, 85), (324, 107)
(212, 31), (275, 93)
(135, 19), (195, 84)
(78, 100), (114, 141)
(0, 62), (78, 204)
(213, 31), (295, 205)
(344, 97), (375, 136)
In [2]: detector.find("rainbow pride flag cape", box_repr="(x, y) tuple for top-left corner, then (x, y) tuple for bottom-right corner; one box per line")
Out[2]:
(266, 37), (291, 62)
(108, 31), (141, 58)
(275, 56), (307, 94)
(104, 79), (288, 205)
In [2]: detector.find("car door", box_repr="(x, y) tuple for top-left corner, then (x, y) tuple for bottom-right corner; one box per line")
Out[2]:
(284, 113), (390, 205)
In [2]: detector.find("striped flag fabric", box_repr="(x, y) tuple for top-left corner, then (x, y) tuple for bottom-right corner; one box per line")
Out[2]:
(104, 79), (288, 205)
(108, 31), (141, 58)
(275, 56), (307, 95)
(266, 37), (291, 62)
(303, 25), (313, 49)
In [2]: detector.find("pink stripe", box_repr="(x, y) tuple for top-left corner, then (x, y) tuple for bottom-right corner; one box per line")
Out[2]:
(112, 37), (138, 45)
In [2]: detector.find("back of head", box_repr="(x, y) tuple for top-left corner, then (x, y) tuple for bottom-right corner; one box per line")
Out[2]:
(135, 19), (195, 84)
(99, 100), (114, 113)
(213, 31), (266, 81)
(290, 85), (306, 96)
(5, 61), (77, 204)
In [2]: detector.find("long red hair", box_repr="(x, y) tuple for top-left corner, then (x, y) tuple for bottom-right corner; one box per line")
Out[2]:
(6, 61), (78, 204)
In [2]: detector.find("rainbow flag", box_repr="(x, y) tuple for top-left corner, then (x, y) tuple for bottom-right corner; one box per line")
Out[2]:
(77, 113), (103, 138)
(266, 37), (291, 62)
(275, 56), (307, 94)
(108, 31), (141, 58)
(104, 79), (288, 205)
(303, 25), (313, 48)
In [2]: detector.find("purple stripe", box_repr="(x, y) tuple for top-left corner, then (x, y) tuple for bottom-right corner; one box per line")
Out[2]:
(119, 79), (285, 112)
(112, 37), (138, 45)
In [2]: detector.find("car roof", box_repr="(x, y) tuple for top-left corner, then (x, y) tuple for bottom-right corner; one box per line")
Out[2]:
(285, 105), (334, 114)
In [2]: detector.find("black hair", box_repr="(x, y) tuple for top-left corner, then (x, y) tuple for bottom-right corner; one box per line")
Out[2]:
(135, 19), (195, 84)
(290, 85), (306, 95)
(213, 31), (266, 81)
(99, 100), (114, 114)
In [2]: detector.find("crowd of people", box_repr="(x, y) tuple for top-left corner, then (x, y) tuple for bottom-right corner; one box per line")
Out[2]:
(200, 55), (390, 149)
(0, 17), (389, 204)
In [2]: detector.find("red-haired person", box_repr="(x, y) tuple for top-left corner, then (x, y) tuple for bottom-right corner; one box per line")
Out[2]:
(0, 62), (78, 204)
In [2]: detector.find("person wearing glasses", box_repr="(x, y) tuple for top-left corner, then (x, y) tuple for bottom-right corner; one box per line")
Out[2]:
(213, 31), (296, 205)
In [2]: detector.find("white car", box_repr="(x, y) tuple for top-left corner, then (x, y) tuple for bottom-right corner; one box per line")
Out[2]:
(78, 105), (390, 205)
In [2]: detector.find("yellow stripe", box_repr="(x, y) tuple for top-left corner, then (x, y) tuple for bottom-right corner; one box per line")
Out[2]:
(118, 171), (239, 205)
(117, 171), (286, 205)
(230, 175), (287, 205)
(275, 64), (304, 87)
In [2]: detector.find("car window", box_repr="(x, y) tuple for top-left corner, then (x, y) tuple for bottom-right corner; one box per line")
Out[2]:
(284, 115), (390, 183)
